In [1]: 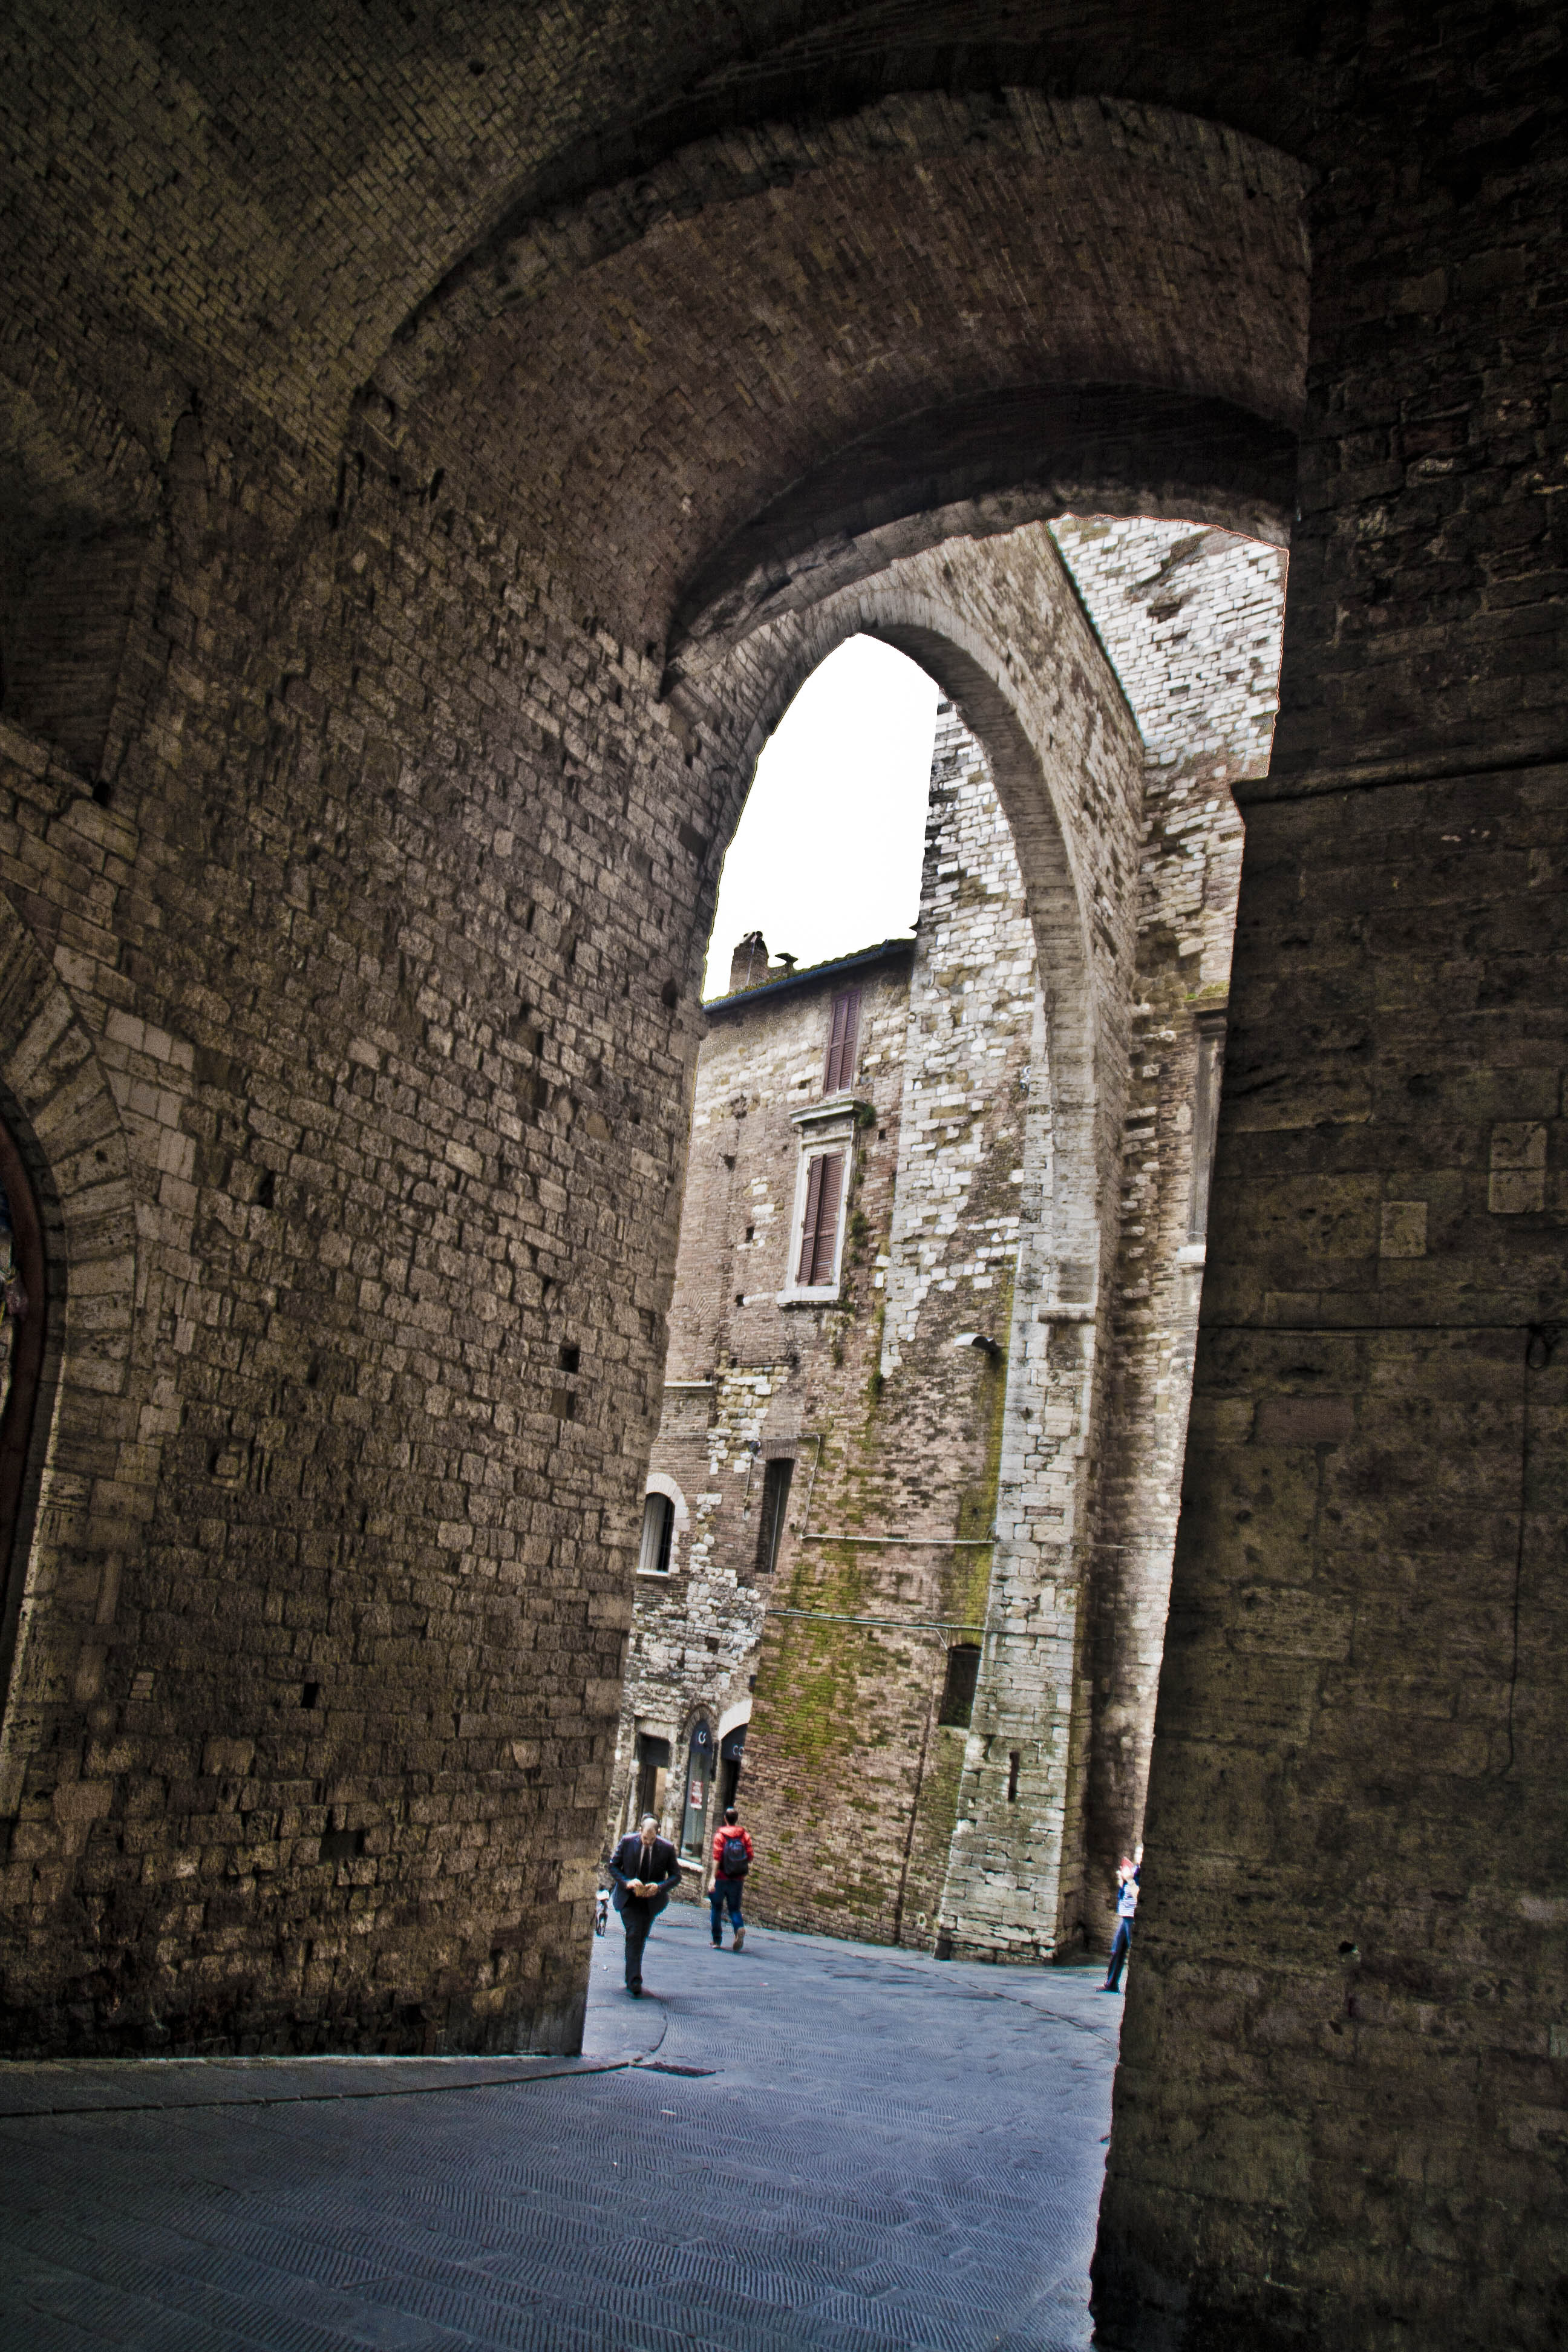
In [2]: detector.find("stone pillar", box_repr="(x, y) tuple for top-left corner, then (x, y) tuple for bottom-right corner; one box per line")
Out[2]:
(1093, 59), (1568, 2352)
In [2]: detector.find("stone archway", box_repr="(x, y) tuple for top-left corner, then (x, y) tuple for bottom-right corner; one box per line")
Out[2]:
(656, 523), (1148, 1957)
(353, 96), (1308, 672)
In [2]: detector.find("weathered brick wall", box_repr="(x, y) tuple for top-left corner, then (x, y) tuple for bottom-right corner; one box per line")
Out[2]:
(898, 719), (1087, 1961)
(1091, 15), (1568, 2347)
(754, 713), (1052, 1950)
(0, 430), (708, 2056)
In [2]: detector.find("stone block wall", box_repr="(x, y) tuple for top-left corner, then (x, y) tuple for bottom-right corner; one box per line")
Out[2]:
(0, 434), (707, 2055)
(733, 714), (1050, 1948)
(1051, 519), (1289, 1944)
(900, 717), (1089, 1962)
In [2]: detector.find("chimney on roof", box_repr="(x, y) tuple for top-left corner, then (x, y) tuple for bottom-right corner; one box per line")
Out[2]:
(729, 931), (768, 993)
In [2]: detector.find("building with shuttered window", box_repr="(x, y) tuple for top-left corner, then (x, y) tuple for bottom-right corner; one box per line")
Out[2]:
(606, 923), (917, 1884)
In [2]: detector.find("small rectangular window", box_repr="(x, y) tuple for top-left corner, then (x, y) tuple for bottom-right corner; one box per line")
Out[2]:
(938, 1643), (981, 1728)
(796, 1150), (844, 1287)
(755, 1458), (793, 1578)
(823, 987), (861, 1093)
(638, 1492), (675, 1574)
(635, 1732), (670, 1823)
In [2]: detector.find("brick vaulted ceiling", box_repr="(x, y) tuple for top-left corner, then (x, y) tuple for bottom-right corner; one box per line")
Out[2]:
(385, 96), (1308, 664)
(2, 4), (1334, 458)
(4, 2), (1365, 660)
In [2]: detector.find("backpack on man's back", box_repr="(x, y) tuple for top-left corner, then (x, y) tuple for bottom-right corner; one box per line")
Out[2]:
(718, 1831), (750, 1878)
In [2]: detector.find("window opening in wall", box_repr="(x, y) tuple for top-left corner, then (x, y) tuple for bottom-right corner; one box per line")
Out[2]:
(1187, 1013), (1227, 1244)
(1007, 1749), (1021, 1803)
(754, 1458), (792, 1579)
(938, 1643), (982, 1728)
(823, 987), (861, 1092)
(638, 1491), (675, 1575)
(719, 1723), (746, 1811)
(635, 1733), (670, 1825)
(797, 1151), (844, 1286)
(681, 1720), (714, 1855)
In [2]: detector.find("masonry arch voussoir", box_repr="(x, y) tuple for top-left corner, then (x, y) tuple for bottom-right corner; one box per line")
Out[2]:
(663, 385), (1295, 682)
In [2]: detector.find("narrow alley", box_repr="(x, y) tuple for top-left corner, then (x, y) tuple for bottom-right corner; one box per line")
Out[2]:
(1, 1909), (1120, 2350)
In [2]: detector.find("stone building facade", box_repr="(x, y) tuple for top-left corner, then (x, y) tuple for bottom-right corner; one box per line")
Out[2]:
(607, 930), (916, 1881)
(612, 512), (1289, 1961)
(2, 12), (1564, 2347)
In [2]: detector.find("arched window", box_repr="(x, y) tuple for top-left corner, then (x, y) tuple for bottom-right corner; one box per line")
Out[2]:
(680, 1718), (714, 1856)
(638, 1490), (675, 1575)
(0, 1113), (46, 1690)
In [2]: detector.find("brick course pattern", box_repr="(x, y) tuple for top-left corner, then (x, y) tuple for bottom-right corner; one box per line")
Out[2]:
(0, 8), (1562, 2347)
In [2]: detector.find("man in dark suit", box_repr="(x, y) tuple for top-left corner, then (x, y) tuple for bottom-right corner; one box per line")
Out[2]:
(607, 1814), (682, 1996)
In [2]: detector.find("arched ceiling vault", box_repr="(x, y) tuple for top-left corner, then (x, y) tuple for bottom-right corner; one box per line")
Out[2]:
(661, 384), (1292, 684)
(0, 4), (1354, 471)
(376, 91), (1308, 417)
(385, 93), (1307, 661)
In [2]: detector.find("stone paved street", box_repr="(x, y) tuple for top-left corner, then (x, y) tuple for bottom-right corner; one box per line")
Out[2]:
(0, 1905), (1121, 2350)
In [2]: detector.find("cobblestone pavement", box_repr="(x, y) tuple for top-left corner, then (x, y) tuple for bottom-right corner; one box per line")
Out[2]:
(0, 1904), (1122, 2350)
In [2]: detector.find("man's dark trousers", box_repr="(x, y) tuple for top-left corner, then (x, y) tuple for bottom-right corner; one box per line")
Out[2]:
(621, 1893), (668, 1988)
(1106, 1918), (1131, 1991)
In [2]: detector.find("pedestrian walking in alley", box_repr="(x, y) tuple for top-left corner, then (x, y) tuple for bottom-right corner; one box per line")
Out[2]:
(709, 1805), (753, 1950)
(1102, 1850), (1140, 1992)
(607, 1815), (682, 1996)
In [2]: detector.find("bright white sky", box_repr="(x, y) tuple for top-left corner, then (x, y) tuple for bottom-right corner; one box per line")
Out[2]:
(701, 635), (939, 999)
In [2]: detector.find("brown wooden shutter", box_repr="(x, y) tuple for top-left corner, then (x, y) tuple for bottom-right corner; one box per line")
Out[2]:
(797, 1154), (826, 1283)
(806, 1150), (844, 1284)
(823, 988), (860, 1093)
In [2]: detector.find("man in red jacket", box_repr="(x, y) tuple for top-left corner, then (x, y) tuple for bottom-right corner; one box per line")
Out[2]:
(708, 1806), (753, 1950)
